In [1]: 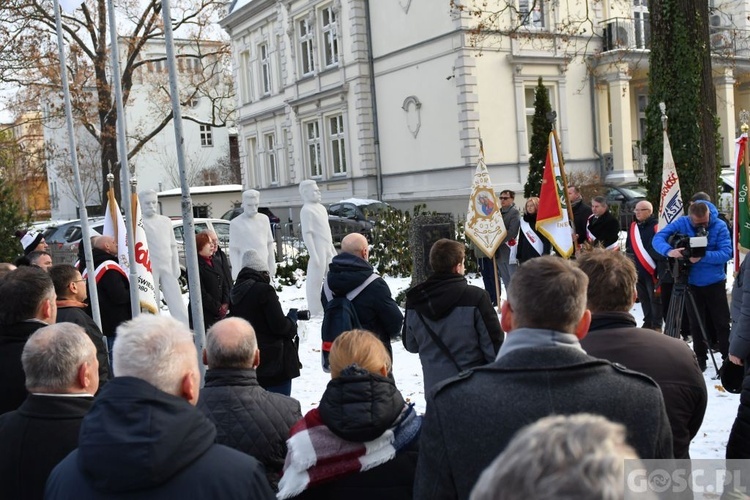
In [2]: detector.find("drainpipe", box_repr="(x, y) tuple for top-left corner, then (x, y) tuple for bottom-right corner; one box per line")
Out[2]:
(364, 0), (383, 200)
(590, 72), (605, 179)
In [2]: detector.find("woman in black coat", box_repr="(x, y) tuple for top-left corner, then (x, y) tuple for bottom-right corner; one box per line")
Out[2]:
(517, 197), (551, 264)
(189, 231), (230, 330)
(230, 248), (300, 395)
(277, 330), (421, 500)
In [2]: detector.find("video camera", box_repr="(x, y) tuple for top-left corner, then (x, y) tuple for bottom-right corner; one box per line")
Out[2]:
(668, 227), (708, 259)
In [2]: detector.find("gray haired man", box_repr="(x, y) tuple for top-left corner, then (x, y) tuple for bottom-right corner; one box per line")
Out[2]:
(0, 323), (98, 500)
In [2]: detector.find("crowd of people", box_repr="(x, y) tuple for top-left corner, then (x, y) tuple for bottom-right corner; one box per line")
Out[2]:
(0, 185), (748, 499)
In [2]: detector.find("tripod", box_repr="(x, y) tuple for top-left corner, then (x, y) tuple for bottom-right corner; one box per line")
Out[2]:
(664, 261), (720, 375)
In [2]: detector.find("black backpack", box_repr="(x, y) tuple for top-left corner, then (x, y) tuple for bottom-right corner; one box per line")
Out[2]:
(320, 274), (378, 372)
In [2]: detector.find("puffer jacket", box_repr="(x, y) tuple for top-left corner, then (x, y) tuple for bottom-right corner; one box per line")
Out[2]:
(292, 367), (420, 500)
(652, 201), (732, 286)
(403, 273), (503, 391)
(198, 369), (301, 489)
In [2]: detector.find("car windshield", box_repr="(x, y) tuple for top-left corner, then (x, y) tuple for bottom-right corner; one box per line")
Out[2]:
(619, 185), (647, 198)
(361, 202), (389, 214)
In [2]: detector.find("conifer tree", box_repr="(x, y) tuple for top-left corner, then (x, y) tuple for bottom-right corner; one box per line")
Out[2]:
(524, 77), (552, 198)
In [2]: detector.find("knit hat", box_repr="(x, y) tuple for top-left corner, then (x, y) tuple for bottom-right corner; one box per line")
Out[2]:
(241, 248), (269, 273)
(20, 231), (44, 255)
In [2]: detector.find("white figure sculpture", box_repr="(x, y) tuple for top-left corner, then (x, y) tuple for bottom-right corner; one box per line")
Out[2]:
(139, 190), (189, 325)
(229, 190), (276, 280)
(299, 180), (337, 317)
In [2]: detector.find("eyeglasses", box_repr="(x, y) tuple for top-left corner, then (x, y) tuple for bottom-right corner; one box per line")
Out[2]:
(634, 209), (649, 212)
(499, 197), (511, 200)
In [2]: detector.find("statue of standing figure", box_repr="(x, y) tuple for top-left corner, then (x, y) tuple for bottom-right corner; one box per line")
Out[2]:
(229, 190), (276, 281)
(299, 180), (336, 317)
(138, 190), (189, 325)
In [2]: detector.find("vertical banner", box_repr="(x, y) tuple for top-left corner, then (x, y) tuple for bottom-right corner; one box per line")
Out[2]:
(658, 129), (683, 230)
(536, 132), (574, 258)
(132, 193), (158, 313)
(735, 133), (749, 272)
(465, 155), (506, 258)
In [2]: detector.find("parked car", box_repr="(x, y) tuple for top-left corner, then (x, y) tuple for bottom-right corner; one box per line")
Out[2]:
(44, 218), (105, 265)
(603, 183), (647, 229)
(327, 198), (390, 244)
(172, 218), (231, 271)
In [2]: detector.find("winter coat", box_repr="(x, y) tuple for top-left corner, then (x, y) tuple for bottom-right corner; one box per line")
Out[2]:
(189, 256), (231, 330)
(403, 273), (503, 391)
(45, 376), (275, 499)
(0, 394), (93, 500)
(652, 201), (732, 286)
(323, 253), (404, 357)
(230, 267), (300, 386)
(571, 198), (593, 245)
(0, 320), (46, 415)
(80, 247), (132, 337)
(582, 311), (707, 459)
(56, 301), (111, 387)
(586, 209), (620, 249)
(292, 368), (419, 500)
(198, 369), (301, 489)
(497, 204), (520, 261)
(414, 345), (673, 500)
(214, 246), (233, 287)
(727, 255), (750, 458)
(516, 212), (551, 263)
(625, 214), (663, 278)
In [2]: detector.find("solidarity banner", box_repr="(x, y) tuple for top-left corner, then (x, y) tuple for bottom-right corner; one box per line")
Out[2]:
(658, 129), (683, 231)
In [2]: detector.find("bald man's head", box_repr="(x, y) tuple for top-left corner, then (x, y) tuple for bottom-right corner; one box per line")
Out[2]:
(341, 233), (369, 260)
(205, 317), (259, 369)
(93, 236), (117, 256)
(634, 200), (653, 222)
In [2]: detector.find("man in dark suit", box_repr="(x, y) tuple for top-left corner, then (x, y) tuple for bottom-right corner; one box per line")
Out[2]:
(577, 249), (707, 459)
(586, 196), (620, 250)
(414, 256), (673, 500)
(0, 323), (98, 500)
(568, 184), (592, 249)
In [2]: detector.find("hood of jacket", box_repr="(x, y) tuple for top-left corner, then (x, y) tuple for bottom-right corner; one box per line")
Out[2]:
(406, 273), (468, 320)
(76, 376), (216, 493)
(318, 364), (405, 442)
(231, 267), (268, 304)
(326, 252), (374, 296)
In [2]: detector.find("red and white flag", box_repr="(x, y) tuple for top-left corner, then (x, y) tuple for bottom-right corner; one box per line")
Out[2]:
(536, 132), (574, 258)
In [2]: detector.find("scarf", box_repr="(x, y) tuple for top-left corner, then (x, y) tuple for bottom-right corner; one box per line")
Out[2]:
(277, 403), (421, 499)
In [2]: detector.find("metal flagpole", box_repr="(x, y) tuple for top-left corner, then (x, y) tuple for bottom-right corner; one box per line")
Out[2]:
(160, 0), (206, 377)
(106, 0), (140, 318)
(52, 0), (103, 330)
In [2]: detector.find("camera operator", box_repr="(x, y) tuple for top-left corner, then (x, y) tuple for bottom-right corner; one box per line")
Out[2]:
(229, 249), (302, 396)
(653, 200), (732, 371)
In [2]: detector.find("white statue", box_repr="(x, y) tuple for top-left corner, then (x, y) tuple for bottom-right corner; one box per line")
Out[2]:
(139, 190), (189, 325)
(299, 180), (336, 317)
(229, 190), (276, 280)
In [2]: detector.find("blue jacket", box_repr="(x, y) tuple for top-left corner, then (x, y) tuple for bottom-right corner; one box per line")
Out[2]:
(652, 201), (732, 286)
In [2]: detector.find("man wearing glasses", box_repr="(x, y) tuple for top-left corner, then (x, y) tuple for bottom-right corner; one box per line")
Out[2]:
(625, 201), (663, 332)
(496, 190), (520, 297)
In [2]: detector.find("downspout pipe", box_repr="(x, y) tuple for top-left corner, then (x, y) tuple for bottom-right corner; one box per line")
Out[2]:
(364, 0), (383, 200)
(590, 71), (605, 179)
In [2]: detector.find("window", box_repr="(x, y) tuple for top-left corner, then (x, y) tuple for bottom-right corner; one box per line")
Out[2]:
(299, 18), (315, 76)
(524, 84), (556, 152)
(321, 6), (339, 67)
(265, 133), (278, 184)
(183, 57), (201, 74)
(306, 121), (322, 177)
(328, 115), (346, 174)
(149, 57), (166, 73)
(193, 206), (210, 218)
(245, 137), (257, 187)
(518, 0), (544, 28)
(241, 51), (253, 103)
(633, 0), (651, 49)
(259, 43), (271, 95)
(200, 125), (213, 147)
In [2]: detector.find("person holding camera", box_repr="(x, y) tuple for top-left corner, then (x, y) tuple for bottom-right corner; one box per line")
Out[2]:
(229, 249), (301, 395)
(653, 200), (732, 371)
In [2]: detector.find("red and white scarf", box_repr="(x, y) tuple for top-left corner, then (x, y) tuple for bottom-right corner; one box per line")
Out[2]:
(277, 404), (420, 499)
(519, 218), (544, 256)
(587, 214), (619, 251)
(80, 260), (127, 284)
(629, 221), (657, 277)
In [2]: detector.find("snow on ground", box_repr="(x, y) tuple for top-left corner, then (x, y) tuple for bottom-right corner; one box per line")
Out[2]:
(278, 273), (740, 460)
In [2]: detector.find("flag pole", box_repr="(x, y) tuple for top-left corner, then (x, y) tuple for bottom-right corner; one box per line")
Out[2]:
(160, 0), (206, 376)
(51, 0), (102, 330)
(548, 112), (576, 256)
(478, 133), (502, 304)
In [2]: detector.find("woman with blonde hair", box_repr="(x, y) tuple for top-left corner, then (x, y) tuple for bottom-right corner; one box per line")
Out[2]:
(278, 330), (421, 500)
(517, 196), (551, 264)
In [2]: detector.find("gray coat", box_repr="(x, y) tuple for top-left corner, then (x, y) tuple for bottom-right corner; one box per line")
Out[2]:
(414, 344), (673, 499)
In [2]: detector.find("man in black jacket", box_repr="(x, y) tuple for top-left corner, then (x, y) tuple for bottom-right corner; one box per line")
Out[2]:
(198, 317), (301, 490)
(586, 196), (620, 250)
(626, 200), (663, 330)
(577, 249), (706, 459)
(0, 323), (98, 500)
(323, 233), (403, 358)
(49, 264), (111, 387)
(0, 267), (57, 415)
(46, 315), (274, 499)
(568, 184), (592, 249)
(413, 256), (673, 500)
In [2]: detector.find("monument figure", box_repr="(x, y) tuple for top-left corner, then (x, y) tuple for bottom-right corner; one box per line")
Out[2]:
(299, 180), (336, 317)
(229, 190), (275, 281)
(139, 190), (188, 325)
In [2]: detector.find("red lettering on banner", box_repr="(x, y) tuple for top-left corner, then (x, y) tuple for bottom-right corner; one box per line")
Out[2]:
(661, 172), (677, 199)
(135, 242), (152, 274)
